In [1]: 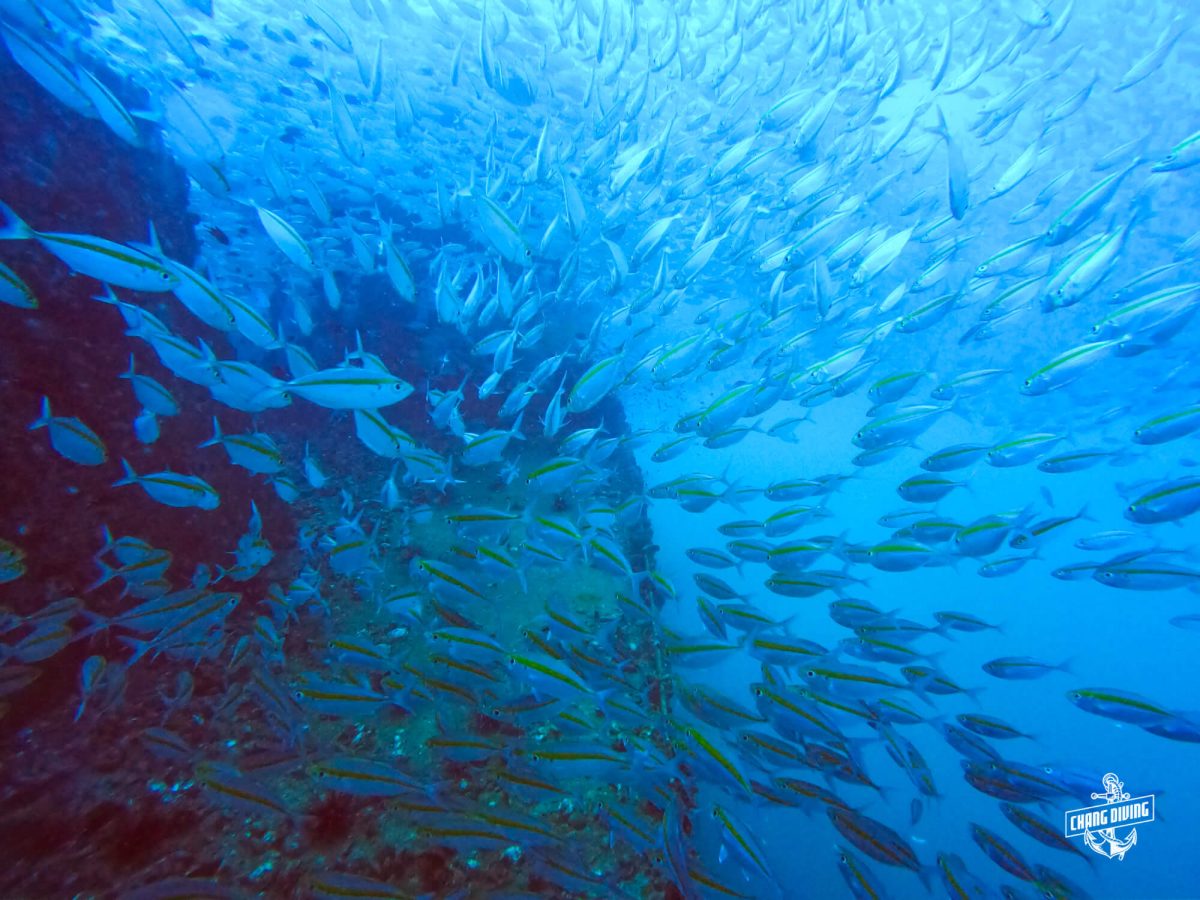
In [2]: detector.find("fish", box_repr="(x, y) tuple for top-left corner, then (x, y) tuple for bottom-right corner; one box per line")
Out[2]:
(307, 872), (408, 900)
(709, 803), (778, 888)
(1067, 687), (1173, 725)
(199, 418), (283, 474)
(0, 202), (178, 291)
(567, 353), (625, 413)
(194, 761), (293, 820)
(971, 823), (1036, 882)
(1154, 128), (1200, 172)
(253, 205), (314, 271)
(288, 367), (415, 410)
(0, 539), (26, 584)
(983, 656), (1071, 680)
(29, 396), (107, 465)
(930, 107), (970, 220)
(829, 808), (930, 888)
(1043, 160), (1140, 246)
(1, 2), (1198, 896)
(1124, 477), (1200, 524)
(113, 460), (220, 510)
(310, 756), (423, 797)
(0, 260), (37, 308)
(121, 355), (179, 416)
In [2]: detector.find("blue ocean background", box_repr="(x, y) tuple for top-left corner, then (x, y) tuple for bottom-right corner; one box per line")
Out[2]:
(0, 0), (1197, 897)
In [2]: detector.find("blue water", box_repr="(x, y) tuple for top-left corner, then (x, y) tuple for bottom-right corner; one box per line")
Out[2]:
(0, 0), (1198, 897)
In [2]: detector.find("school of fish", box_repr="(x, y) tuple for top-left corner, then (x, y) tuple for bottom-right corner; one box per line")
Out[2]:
(0, 0), (1198, 896)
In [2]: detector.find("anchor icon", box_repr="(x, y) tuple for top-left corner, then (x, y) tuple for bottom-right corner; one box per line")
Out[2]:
(1085, 773), (1138, 860)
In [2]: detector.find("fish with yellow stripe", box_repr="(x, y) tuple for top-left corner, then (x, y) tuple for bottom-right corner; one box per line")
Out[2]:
(114, 459), (220, 510)
(829, 808), (932, 890)
(30, 396), (107, 466)
(0, 200), (179, 292)
(199, 417), (284, 474)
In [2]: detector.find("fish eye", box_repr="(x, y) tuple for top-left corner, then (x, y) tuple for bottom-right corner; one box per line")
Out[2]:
(393, 382), (404, 390)
(806, 670), (816, 678)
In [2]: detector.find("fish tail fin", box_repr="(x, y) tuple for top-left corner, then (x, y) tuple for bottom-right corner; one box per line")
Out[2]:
(719, 473), (745, 511)
(196, 338), (221, 382)
(911, 681), (936, 708)
(846, 563), (871, 588)
(118, 634), (155, 667)
(932, 620), (957, 641)
(0, 200), (32, 240)
(96, 524), (117, 559)
(114, 458), (139, 487)
(870, 780), (893, 806)
(88, 560), (119, 593)
(931, 104), (949, 141)
(29, 395), (51, 430)
(91, 284), (121, 305)
(917, 864), (935, 894)
(829, 529), (853, 562)
(199, 416), (223, 448)
(510, 408), (526, 439)
(73, 609), (112, 642)
(121, 353), (136, 380)
(198, 338), (218, 365)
